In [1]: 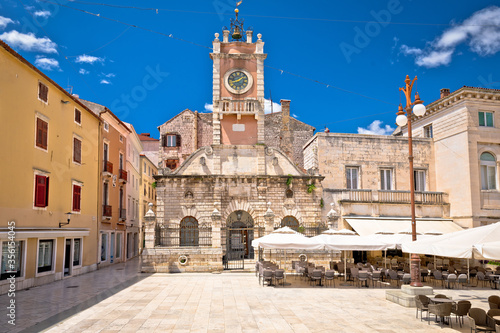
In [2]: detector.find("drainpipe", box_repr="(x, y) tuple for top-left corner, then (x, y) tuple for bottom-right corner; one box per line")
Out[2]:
(96, 117), (102, 269)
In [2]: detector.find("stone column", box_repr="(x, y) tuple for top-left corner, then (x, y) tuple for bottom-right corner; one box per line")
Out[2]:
(264, 202), (275, 234)
(143, 203), (156, 249)
(211, 206), (222, 248)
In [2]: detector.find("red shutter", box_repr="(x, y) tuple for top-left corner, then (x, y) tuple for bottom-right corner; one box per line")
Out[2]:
(176, 134), (181, 147)
(73, 185), (81, 212)
(35, 175), (48, 207)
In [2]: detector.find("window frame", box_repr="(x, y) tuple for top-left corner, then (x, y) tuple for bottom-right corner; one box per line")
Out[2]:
(37, 239), (55, 275)
(34, 173), (50, 208)
(103, 121), (109, 132)
(414, 169), (427, 192)
(480, 152), (497, 190)
(73, 136), (82, 164)
(380, 168), (393, 191)
(74, 108), (82, 125)
(346, 166), (360, 190)
(35, 116), (49, 151)
(73, 238), (82, 267)
(38, 81), (48, 104)
(72, 182), (82, 213)
(0, 240), (25, 281)
(423, 124), (433, 138)
(479, 111), (494, 127)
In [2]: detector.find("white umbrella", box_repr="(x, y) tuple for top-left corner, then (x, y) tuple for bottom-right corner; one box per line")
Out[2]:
(474, 240), (500, 260)
(402, 222), (500, 259)
(251, 226), (324, 250)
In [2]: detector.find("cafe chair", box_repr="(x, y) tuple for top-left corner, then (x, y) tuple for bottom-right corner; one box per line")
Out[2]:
(468, 308), (495, 333)
(428, 302), (453, 328)
(452, 300), (471, 327)
(489, 295), (500, 310)
(415, 295), (430, 321)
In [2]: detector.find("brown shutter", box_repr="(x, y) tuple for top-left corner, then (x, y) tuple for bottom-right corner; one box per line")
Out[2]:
(45, 176), (49, 206)
(73, 185), (81, 211)
(161, 135), (166, 147)
(75, 109), (81, 124)
(74, 138), (81, 163)
(38, 82), (48, 102)
(36, 118), (48, 149)
(176, 134), (181, 147)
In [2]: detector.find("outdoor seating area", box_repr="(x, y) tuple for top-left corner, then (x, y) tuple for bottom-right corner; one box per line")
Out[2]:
(413, 293), (500, 330)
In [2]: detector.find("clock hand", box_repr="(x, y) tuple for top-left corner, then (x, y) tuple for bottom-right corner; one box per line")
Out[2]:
(233, 76), (244, 83)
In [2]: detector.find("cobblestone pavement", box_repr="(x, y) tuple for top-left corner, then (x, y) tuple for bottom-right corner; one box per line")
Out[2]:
(2, 261), (499, 333)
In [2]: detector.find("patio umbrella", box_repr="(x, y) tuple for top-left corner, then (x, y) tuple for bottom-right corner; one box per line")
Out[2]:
(474, 240), (500, 260)
(311, 229), (390, 281)
(251, 226), (324, 250)
(402, 221), (500, 259)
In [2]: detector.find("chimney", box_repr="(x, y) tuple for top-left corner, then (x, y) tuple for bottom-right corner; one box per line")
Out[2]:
(440, 88), (450, 99)
(281, 99), (290, 119)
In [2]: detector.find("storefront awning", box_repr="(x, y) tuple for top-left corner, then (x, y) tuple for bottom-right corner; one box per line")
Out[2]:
(345, 217), (463, 237)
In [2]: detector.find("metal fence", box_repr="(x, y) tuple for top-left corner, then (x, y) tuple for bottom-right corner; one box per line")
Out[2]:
(155, 222), (212, 247)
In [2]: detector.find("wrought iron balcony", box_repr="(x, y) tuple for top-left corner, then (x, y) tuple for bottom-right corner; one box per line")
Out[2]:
(103, 160), (113, 175)
(119, 169), (128, 183)
(103, 205), (112, 217)
(219, 99), (260, 114)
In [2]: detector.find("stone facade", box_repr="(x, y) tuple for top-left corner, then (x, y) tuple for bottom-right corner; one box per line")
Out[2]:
(304, 132), (450, 229)
(399, 86), (500, 228)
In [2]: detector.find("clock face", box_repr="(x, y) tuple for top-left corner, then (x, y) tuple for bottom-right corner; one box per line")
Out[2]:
(227, 71), (249, 92)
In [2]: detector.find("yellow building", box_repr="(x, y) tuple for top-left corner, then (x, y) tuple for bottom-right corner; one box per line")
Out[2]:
(139, 155), (157, 252)
(0, 41), (101, 293)
(79, 99), (131, 267)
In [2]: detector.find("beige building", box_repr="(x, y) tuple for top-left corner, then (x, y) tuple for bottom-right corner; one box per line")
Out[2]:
(79, 99), (131, 267)
(0, 41), (100, 293)
(124, 123), (143, 259)
(399, 87), (500, 228)
(139, 154), (157, 253)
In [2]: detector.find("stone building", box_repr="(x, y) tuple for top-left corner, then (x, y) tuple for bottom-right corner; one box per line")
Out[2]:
(143, 13), (323, 272)
(397, 86), (500, 228)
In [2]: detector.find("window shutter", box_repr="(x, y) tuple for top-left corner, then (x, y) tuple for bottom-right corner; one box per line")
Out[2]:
(176, 134), (181, 147)
(45, 176), (49, 206)
(161, 135), (166, 147)
(73, 185), (81, 211)
(74, 138), (81, 163)
(38, 82), (48, 102)
(36, 118), (43, 147)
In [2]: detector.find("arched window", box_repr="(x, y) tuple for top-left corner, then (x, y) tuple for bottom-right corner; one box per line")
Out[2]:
(480, 152), (497, 190)
(285, 189), (294, 198)
(180, 216), (199, 246)
(281, 216), (299, 231)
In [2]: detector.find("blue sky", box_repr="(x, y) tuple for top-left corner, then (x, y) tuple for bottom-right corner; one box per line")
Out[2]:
(2, 0), (500, 137)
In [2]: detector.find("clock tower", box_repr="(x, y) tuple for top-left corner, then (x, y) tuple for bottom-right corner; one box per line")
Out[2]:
(210, 9), (267, 145)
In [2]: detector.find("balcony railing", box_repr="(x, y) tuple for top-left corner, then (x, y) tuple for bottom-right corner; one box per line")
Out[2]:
(119, 169), (128, 182)
(332, 189), (447, 205)
(103, 160), (113, 174)
(103, 205), (112, 217)
(219, 99), (260, 113)
(119, 208), (126, 220)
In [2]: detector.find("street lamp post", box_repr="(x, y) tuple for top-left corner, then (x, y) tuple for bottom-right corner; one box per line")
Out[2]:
(396, 75), (426, 287)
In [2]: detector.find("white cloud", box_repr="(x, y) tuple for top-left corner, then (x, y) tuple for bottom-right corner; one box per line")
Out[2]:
(0, 16), (15, 30)
(357, 120), (394, 135)
(79, 68), (89, 75)
(204, 103), (213, 111)
(103, 72), (115, 78)
(34, 10), (51, 18)
(292, 113), (299, 118)
(34, 56), (59, 71)
(263, 99), (282, 114)
(100, 79), (111, 85)
(75, 54), (104, 64)
(0, 31), (57, 53)
(400, 6), (500, 68)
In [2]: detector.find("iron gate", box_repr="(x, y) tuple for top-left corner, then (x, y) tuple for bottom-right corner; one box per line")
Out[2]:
(224, 227), (253, 270)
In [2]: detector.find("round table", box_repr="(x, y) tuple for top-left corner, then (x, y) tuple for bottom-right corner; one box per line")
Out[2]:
(492, 315), (500, 324)
(429, 298), (454, 304)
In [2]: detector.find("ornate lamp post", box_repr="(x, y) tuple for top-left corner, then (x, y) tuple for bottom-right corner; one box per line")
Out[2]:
(395, 75), (426, 287)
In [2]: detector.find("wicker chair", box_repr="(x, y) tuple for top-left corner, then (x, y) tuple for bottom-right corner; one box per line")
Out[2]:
(452, 300), (471, 327)
(370, 271), (381, 288)
(311, 269), (323, 287)
(402, 273), (411, 285)
(358, 271), (369, 288)
(262, 269), (273, 287)
(477, 271), (488, 287)
(457, 273), (468, 289)
(489, 295), (500, 310)
(428, 302), (453, 328)
(433, 270), (444, 287)
(435, 294), (449, 299)
(415, 295), (430, 321)
(468, 308), (495, 332)
(325, 270), (335, 287)
(274, 269), (285, 287)
(447, 273), (458, 289)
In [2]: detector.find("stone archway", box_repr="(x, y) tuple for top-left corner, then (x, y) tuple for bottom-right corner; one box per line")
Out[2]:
(225, 210), (255, 268)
